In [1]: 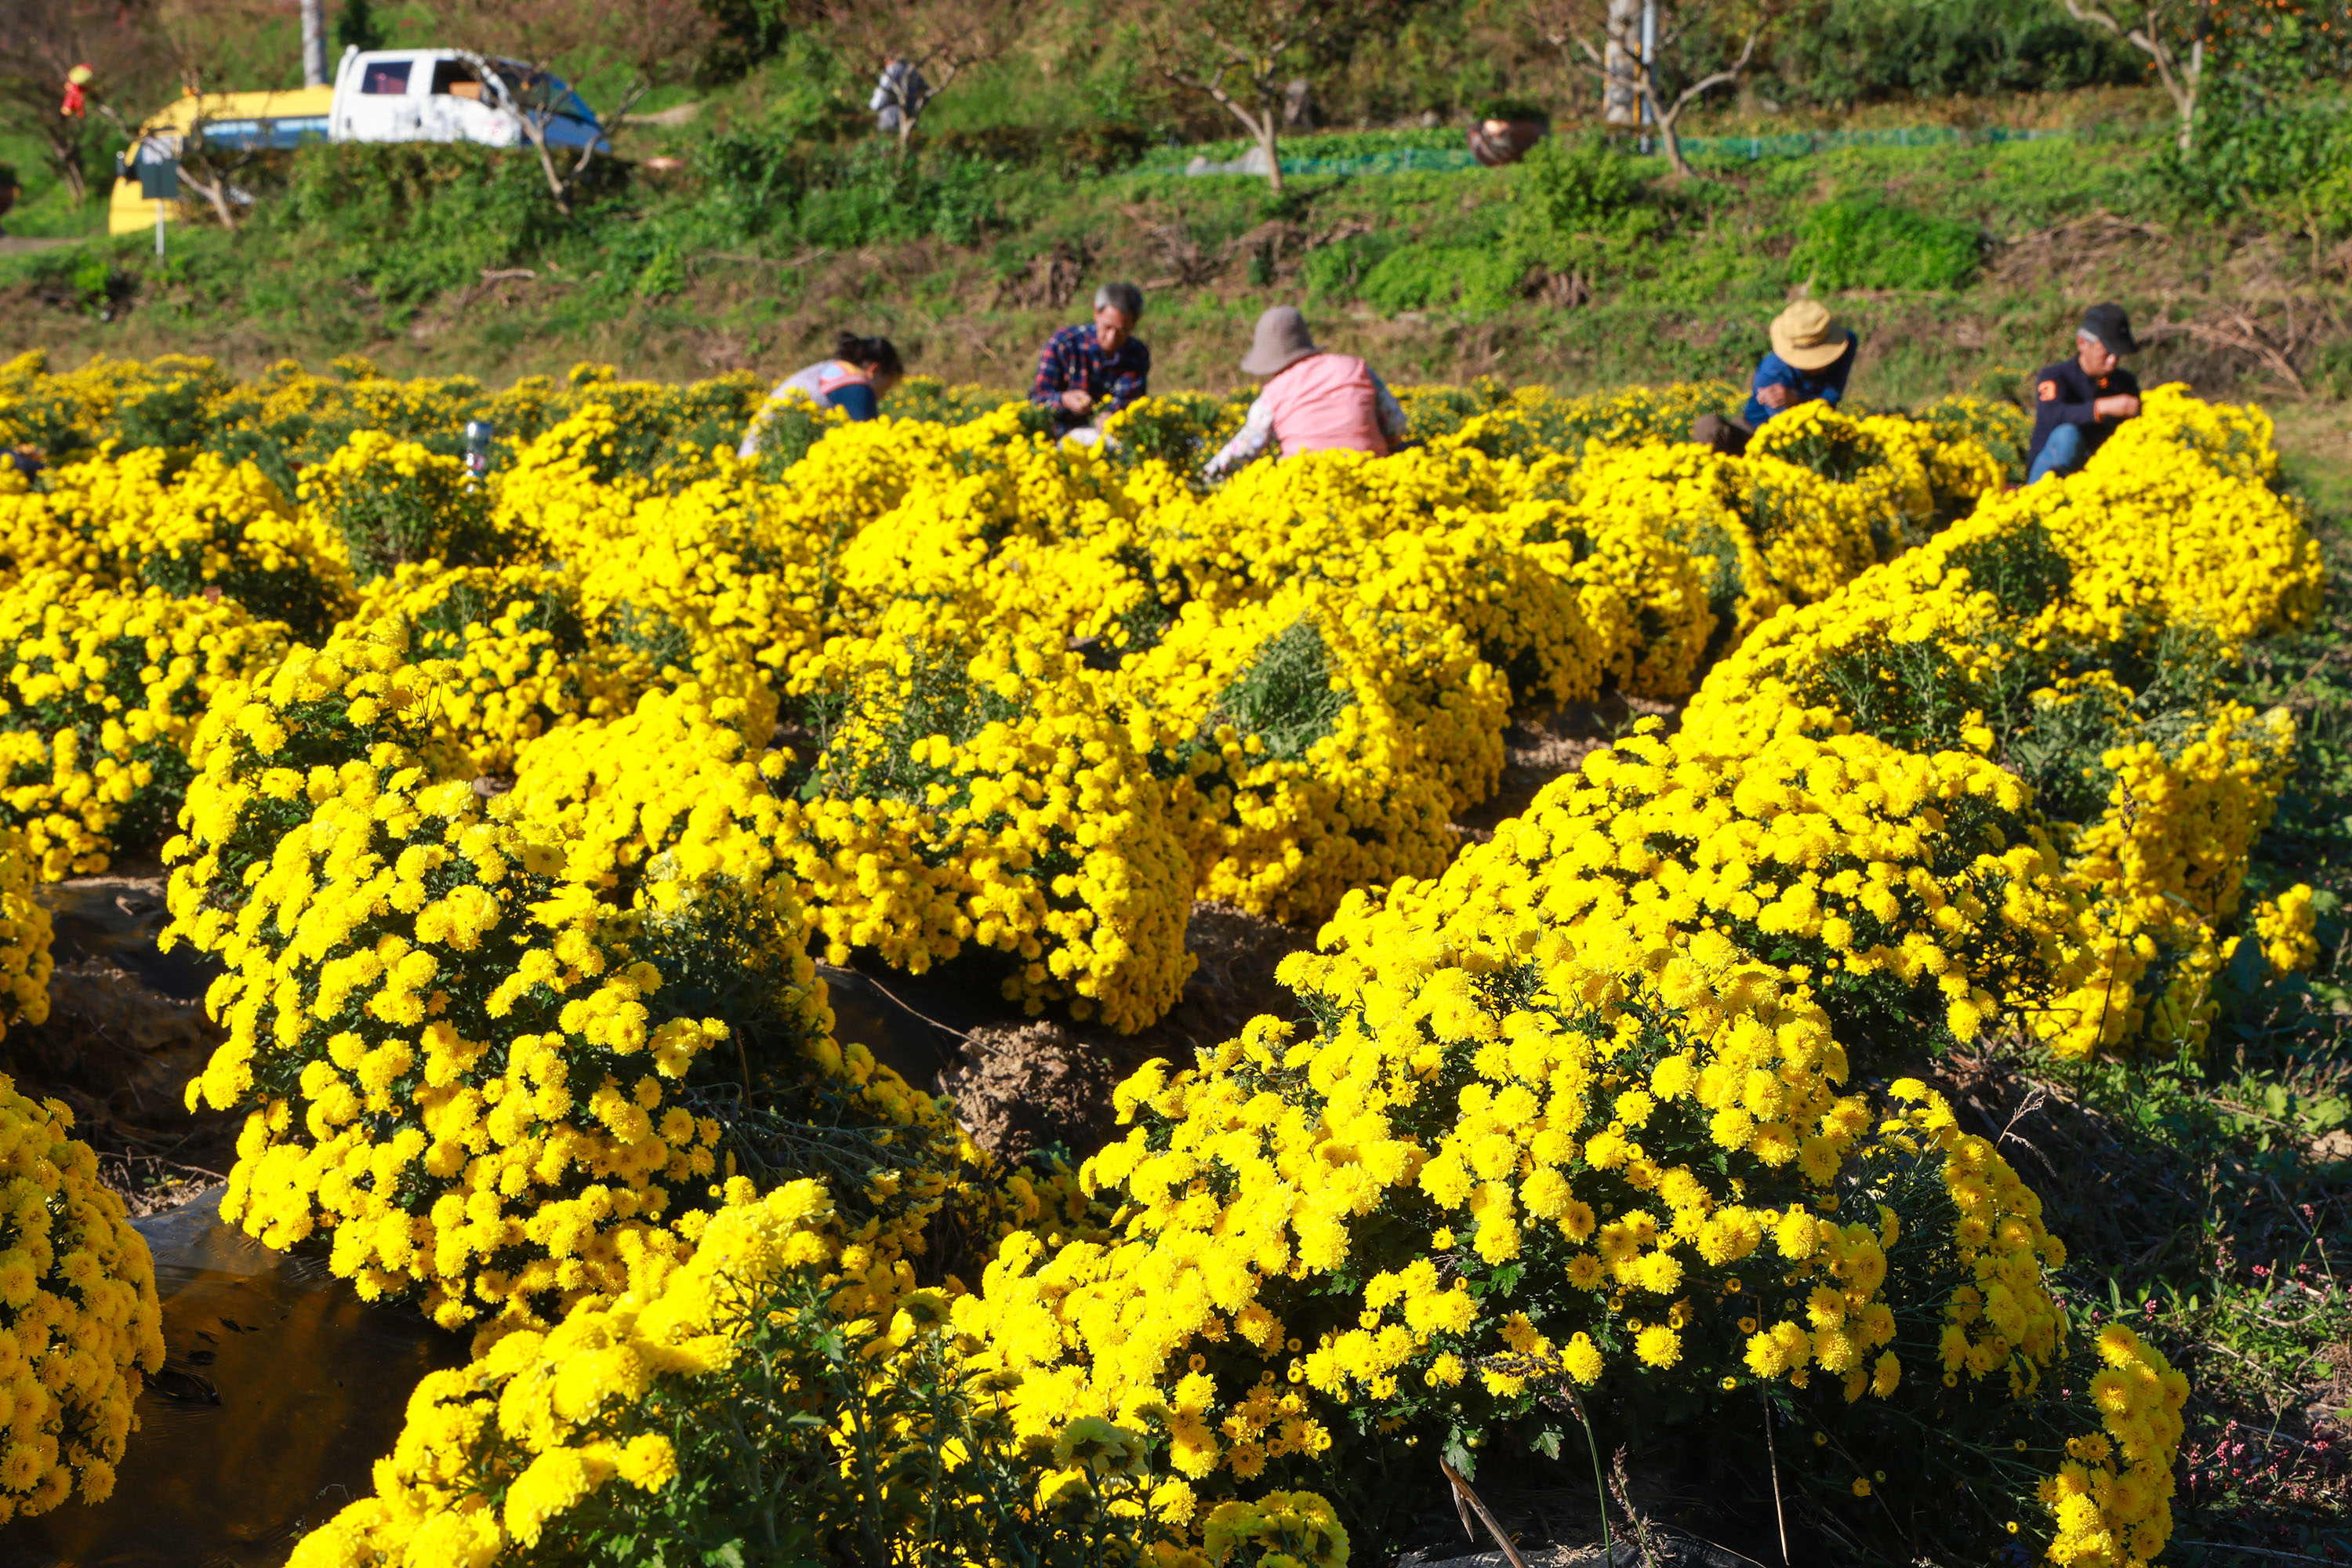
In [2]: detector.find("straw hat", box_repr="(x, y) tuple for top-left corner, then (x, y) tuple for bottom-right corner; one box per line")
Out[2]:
(1240, 307), (1323, 377)
(1769, 299), (1850, 372)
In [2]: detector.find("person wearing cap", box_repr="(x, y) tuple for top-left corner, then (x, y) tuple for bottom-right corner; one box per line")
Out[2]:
(1203, 307), (1409, 481)
(1692, 300), (1858, 456)
(2026, 304), (2142, 484)
(1032, 283), (1152, 437)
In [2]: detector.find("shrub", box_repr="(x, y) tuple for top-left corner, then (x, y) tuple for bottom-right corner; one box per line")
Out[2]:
(0, 571), (289, 879)
(0, 1073), (166, 1522)
(285, 1179), (1258, 1568)
(958, 905), (2179, 1563)
(1515, 132), (1647, 240)
(0, 448), (353, 641)
(347, 563), (632, 776)
(1114, 590), (1493, 925)
(298, 430), (507, 580)
(1787, 198), (1984, 292)
(778, 611), (1196, 1031)
(278, 141), (575, 309)
(0, 828), (51, 1037)
(1356, 241), (1526, 317)
(163, 629), (956, 1332)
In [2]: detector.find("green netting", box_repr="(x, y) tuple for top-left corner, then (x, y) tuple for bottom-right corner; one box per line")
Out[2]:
(1144, 122), (2151, 180)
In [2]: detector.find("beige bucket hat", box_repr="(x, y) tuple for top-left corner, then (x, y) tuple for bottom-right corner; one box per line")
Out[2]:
(1769, 299), (1850, 371)
(1240, 307), (1324, 377)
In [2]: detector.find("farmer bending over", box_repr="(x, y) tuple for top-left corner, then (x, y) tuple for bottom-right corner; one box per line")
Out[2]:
(2026, 304), (2141, 484)
(739, 332), (903, 456)
(1203, 307), (1407, 481)
(1032, 283), (1150, 438)
(1693, 299), (1858, 456)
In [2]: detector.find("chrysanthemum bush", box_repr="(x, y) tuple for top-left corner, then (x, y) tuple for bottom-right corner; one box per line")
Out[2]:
(161, 625), (985, 1333)
(778, 608), (1196, 1032)
(0, 829), (50, 1040)
(0, 1071), (166, 1524)
(950, 892), (2182, 1564)
(289, 1176), (1354, 1568)
(0, 569), (289, 879)
(0, 350), (772, 493)
(1683, 385), (2324, 1059)
(296, 430), (506, 582)
(1112, 591), (1497, 926)
(0, 446), (352, 641)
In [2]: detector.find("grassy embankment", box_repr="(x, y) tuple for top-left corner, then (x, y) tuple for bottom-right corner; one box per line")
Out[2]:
(5, 84), (2346, 419)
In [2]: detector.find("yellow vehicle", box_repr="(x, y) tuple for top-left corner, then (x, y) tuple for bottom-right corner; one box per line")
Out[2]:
(107, 85), (333, 236)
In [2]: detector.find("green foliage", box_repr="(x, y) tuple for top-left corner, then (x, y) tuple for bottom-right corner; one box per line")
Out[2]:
(1357, 241), (1526, 316)
(698, 105), (1020, 250)
(1202, 618), (1351, 764)
(332, 0), (387, 55)
(112, 361), (239, 452)
(1474, 99), (1549, 125)
(1516, 133), (1648, 241)
(1762, 0), (2139, 107)
(1945, 515), (2072, 620)
(277, 142), (575, 309)
(323, 474), (503, 585)
(2154, 93), (2352, 226)
(1788, 198), (1983, 291)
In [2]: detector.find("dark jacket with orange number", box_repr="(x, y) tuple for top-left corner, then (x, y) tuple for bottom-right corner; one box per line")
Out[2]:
(2026, 358), (2141, 469)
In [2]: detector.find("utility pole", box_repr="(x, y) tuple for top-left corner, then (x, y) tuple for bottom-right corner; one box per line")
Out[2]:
(1639, 0), (1657, 152)
(301, 0), (328, 87)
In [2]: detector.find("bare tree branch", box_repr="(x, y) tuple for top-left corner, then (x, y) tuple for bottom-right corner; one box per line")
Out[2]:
(2059, 0), (2203, 151)
(1133, 0), (1367, 192)
(1639, 15), (1770, 178)
(0, 0), (166, 205)
(441, 0), (719, 213)
(1530, 0), (1788, 177)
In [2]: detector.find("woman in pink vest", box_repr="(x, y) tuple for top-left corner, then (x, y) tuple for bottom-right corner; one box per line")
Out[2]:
(1203, 307), (1409, 481)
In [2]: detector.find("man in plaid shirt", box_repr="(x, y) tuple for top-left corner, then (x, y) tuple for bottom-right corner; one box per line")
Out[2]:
(1030, 282), (1150, 434)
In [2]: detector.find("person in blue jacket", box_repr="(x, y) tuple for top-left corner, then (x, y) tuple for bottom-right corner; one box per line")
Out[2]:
(2025, 304), (2142, 483)
(1693, 299), (1858, 455)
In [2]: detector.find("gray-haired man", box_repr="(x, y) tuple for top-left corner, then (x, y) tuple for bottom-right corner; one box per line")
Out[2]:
(1030, 282), (1151, 434)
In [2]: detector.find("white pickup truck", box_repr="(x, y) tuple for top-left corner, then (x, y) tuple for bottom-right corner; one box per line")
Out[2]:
(109, 47), (608, 235)
(326, 47), (606, 152)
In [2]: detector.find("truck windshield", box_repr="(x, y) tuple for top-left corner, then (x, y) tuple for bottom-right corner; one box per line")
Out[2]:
(498, 66), (597, 129)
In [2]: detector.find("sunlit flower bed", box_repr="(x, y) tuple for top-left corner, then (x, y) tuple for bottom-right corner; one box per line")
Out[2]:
(0, 350), (2320, 1567)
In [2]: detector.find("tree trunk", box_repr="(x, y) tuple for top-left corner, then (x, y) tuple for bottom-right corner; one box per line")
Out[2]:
(181, 167), (239, 230)
(520, 123), (573, 216)
(1258, 121), (1283, 193)
(42, 130), (88, 205)
(301, 0), (328, 87)
(2173, 38), (2201, 154)
(1602, 0), (1642, 128)
(1655, 104), (1691, 178)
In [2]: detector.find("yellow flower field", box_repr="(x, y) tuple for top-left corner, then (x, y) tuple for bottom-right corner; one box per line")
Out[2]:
(0, 349), (2327, 1567)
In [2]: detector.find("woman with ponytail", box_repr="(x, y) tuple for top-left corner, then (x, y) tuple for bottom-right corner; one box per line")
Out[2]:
(739, 332), (906, 455)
